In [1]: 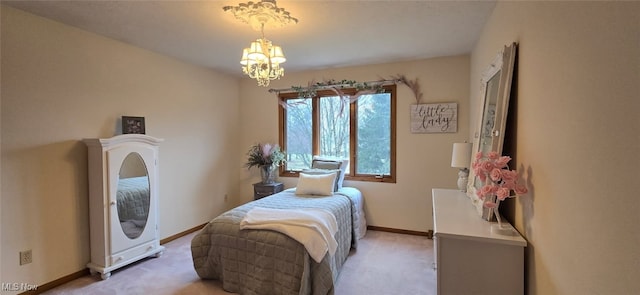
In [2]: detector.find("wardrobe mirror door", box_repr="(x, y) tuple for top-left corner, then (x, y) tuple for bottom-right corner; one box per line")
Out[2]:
(116, 152), (150, 239)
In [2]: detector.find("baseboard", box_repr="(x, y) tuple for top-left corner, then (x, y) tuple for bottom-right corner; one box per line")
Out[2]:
(20, 223), (208, 295)
(367, 225), (433, 239)
(160, 222), (207, 244)
(19, 269), (89, 295)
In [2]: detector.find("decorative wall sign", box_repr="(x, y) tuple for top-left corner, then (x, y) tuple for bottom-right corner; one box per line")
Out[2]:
(122, 116), (146, 134)
(410, 103), (457, 133)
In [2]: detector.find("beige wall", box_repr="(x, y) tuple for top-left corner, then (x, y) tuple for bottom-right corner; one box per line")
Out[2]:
(471, 1), (640, 294)
(0, 6), (3, 285)
(1, 6), (241, 289)
(6, 1), (636, 293)
(239, 56), (471, 232)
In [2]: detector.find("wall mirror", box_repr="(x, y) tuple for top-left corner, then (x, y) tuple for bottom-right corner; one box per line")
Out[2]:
(116, 152), (150, 239)
(467, 42), (517, 219)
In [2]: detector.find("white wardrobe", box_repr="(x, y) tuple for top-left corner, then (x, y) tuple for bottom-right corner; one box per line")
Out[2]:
(84, 134), (165, 279)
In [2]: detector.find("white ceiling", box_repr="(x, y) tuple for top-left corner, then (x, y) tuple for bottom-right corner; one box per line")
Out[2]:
(2, 0), (496, 77)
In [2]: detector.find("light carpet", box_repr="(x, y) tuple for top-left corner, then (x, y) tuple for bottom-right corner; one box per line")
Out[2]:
(42, 230), (436, 295)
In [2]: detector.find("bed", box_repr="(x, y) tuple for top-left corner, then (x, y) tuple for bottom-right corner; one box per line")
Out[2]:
(191, 185), (366, 295)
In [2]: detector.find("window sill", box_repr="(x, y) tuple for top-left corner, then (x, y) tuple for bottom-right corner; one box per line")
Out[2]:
(279, 172), (395, 183)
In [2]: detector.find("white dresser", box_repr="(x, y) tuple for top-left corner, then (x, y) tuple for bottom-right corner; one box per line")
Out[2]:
(432, 188), (526, 295)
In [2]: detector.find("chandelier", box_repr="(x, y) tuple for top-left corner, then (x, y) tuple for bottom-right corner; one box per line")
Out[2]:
(223, 0), (298, 87)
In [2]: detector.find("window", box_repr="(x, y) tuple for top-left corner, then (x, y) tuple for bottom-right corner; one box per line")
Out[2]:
(279, 85), (396, 183)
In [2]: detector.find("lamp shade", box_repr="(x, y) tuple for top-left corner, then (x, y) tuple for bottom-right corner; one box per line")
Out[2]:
(240, 48), (250, 65)
(451, 142), (472, 168)
(247, 40), (266, 61)
(269, 45), (286, 64)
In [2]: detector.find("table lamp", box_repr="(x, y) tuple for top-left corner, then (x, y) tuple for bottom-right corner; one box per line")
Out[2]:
(451, 142), (472, 192)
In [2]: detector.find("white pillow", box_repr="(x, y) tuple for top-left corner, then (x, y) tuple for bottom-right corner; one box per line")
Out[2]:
(295, 172), (338, 196)
(312, 156), (349, 189)
(301, 168), (341, 192)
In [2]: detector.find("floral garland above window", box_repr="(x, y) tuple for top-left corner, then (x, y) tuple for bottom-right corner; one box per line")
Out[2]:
(290, 79), (386, 99)
(269, 74), (423, 108)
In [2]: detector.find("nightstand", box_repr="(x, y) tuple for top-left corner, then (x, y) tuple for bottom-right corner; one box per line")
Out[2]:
(253, 182), (284, 200)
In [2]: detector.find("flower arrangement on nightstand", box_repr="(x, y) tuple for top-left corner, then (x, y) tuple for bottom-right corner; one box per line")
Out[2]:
(245, 143), (286, 184)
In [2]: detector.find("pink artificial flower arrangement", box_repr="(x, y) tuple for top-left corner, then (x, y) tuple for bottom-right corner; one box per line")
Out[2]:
(472, 151), (528, 209)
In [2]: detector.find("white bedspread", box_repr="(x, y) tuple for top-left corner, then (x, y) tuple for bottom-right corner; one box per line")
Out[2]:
(240, 207), (338, 263)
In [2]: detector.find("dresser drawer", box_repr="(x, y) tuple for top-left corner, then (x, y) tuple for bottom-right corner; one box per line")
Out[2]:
(110, 240), (160, 267)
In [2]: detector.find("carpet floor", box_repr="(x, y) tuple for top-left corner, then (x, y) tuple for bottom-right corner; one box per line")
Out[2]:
(42, 230), (436, 295)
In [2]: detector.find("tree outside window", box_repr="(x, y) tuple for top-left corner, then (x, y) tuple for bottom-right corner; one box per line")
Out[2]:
(279, 85), (396, 183)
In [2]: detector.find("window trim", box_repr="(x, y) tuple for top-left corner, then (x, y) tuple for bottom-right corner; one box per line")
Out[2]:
(278, 84), (396, 183)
